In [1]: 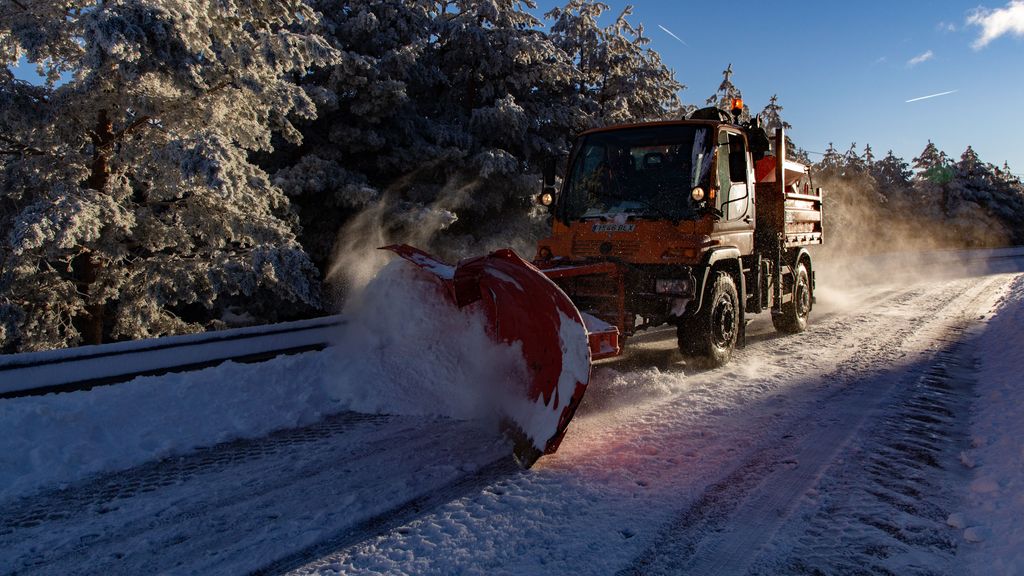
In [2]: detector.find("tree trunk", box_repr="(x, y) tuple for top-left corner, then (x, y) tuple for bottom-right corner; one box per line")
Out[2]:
(71, 251), (104, 345)
(75, 109), (115, 345)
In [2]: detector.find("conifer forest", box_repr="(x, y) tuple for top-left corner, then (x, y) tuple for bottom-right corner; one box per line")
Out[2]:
(2, 0), (1022, 352)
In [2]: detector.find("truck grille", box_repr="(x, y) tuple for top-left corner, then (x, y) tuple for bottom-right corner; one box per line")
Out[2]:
(572, 238), (642, 259)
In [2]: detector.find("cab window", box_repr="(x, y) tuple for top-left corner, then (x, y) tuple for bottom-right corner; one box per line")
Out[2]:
(716, 131), (750, 220)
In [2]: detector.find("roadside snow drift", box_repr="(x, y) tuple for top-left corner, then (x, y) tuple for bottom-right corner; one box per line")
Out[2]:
(0, 352), (335, 501)
(0, 259), (528, 502)
(960, 274), (1024, 574)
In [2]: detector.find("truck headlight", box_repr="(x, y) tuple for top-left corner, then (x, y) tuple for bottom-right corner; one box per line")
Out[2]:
(656, 278), (694, 296)
(691, 187), (705, 201)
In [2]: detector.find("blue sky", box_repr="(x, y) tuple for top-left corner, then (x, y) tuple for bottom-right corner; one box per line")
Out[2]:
(531, 0), (1024, 174)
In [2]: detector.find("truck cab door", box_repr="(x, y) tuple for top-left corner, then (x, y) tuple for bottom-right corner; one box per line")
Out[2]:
(713, 130), (754, 253)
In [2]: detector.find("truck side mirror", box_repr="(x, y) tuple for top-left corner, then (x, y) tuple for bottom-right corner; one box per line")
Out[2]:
(542, 157), (557, 187)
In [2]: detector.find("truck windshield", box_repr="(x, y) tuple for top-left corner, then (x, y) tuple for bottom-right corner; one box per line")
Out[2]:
(559, 125), (715, 222)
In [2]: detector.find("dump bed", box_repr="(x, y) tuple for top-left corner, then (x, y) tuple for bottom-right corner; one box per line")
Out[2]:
(754, 156), (823, 247)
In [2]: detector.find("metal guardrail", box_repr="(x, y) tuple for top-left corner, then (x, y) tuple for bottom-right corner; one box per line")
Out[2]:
(0, 316), (343, 398)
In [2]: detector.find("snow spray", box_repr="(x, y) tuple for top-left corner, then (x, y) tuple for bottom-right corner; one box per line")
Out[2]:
(326, 260), (528, 425)
(811, 177), (1008, 312)
(325, 172), (484, 300)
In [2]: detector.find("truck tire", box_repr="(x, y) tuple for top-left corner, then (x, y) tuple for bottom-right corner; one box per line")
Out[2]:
(772, 262), (811, 334)
(679, 271), (738, 367)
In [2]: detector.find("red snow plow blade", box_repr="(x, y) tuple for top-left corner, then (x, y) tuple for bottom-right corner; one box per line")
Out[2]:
(382, 244), (594, 467)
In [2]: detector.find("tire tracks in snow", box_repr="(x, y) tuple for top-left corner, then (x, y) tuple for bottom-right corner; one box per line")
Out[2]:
(277, 274), (1014, 576)
(0, 412), (390, 532)
(0, 412), (513, 576)
(617, 274), (1005, 576)
(748, 340), (976, 575)
(256, 456), (521, 576)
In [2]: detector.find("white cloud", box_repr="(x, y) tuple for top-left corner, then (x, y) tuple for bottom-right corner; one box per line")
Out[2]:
(968, 0), (1024, 49)
(907, 50), (935, 66)
(937, 21), (957, 32)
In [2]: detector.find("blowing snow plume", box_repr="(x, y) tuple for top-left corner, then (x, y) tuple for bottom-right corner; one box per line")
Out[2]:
(325, 168), (548, 308)
(813, 175), (1010, 310)
(322, 164), (591, 466)
(327, 247), (592, 467)
(327, 260), (527, 422)
(325, 189), (459, 300)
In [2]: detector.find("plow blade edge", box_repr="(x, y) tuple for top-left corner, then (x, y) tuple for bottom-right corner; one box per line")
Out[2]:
(382, 245), (591, 468)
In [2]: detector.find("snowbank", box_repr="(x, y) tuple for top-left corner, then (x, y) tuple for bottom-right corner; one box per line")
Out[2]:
(0, 259), (524, 502)
(0, 352), (335, 501)
(960, 274), (1024, 574)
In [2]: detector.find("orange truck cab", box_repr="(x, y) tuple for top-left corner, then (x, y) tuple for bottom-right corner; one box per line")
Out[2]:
(534, 104), (823, 366)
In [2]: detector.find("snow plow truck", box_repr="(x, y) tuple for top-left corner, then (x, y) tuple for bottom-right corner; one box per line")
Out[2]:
(385, 100), (824, 467)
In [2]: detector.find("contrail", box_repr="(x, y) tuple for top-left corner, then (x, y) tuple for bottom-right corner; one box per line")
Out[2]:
(658, 25), (689, 46)
(905, 89), (958, 103)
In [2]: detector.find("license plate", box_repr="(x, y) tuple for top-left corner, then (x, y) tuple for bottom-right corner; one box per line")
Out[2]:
(592, 224), (635, 233)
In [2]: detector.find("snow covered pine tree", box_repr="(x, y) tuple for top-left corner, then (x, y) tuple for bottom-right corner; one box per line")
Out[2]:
(706, 63), (748, 121)
(546, 0), (681, 127)
(280, 0), (681, 278)
(0, 1), (338, 352)
(277, 0), (581, 275)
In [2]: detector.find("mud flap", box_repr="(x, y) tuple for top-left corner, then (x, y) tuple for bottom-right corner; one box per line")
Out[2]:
(382, 245), (592, 468)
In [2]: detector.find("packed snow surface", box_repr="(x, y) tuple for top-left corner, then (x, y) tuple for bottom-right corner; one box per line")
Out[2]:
(2, 249), (1024, 576)
(960, 273), (1024, 574)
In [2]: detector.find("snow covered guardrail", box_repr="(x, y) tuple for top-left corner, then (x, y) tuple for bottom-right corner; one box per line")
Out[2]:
(825, 246), (1024, 281)
(2, 246), (1022, 400)
(903, 246), (1024, 265)
(845, 246), (1024, 268)
(0, 316), (342, 398)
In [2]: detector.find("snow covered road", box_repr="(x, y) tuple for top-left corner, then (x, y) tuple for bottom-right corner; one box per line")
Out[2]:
(2, 251), (1023, 575)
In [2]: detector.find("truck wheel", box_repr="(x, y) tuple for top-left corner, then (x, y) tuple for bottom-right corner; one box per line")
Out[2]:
(680, 272), (738, 367)
(772, 262), (811, 334)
